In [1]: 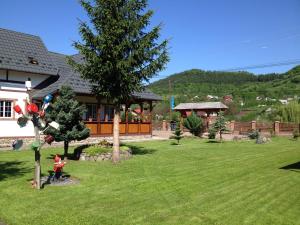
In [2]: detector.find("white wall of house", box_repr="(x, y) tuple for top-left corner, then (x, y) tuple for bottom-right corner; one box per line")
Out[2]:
(8, 70), (50, 87)
(0, 69), (50, 87)
(0, 69), (51, 138)
(0, 89), (34, 137)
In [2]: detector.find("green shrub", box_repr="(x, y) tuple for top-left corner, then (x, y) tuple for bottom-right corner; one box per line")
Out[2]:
(171, 112), (181, 122)
(170, 122), (183, 144)
(121, 112), (133, 122)
(120, 146), (130, 151)
(293, 129), (300, 139)
(183, 112), (203, 136)
(248, 129), (259, 139)
(98, 139), (112, 147)
(208, 127), (216, 139)
(84, 146), (111, 156)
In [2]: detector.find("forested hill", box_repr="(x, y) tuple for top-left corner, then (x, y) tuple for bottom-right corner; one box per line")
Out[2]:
(148, 66), (300, 105)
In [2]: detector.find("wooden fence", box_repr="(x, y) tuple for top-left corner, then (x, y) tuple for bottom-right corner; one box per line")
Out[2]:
(154, 120), (300, 135)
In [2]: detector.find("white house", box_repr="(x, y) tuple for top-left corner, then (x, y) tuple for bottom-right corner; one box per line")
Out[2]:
(0, 28), (161, 140)
(0, 28), (58, 138)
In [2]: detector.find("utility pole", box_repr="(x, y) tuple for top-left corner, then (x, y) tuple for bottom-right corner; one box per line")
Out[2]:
(169, 79), (172, 121)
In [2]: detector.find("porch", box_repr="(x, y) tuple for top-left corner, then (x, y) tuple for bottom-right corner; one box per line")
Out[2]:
(85, 121), (152, 136)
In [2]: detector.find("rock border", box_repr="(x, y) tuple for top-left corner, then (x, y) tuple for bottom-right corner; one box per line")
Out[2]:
(79, 149), (132, 161)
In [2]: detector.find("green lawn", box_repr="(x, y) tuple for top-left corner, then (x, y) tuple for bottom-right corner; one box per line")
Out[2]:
(0, 137), (299, 225)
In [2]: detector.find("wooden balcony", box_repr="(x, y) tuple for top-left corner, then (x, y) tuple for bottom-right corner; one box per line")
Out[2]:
(85, 121), (152, 136)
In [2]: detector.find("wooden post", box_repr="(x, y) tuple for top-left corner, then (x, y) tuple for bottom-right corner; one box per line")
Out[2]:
(230, 121), (235, 133)
(251, 120), (256, 130)
(149, 101), (153, 136)
(125, 103), (129, 135)
(274, 121), (280, 135)
(96, 97), (101, 135)
(33, 115), (41, 190)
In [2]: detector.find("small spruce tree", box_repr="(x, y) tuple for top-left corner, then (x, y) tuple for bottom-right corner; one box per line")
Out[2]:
(171, 122), (183, 145)
(183, 111), (203, 136)
(212, 111), (228, 141)
(45, 86), (90, 158)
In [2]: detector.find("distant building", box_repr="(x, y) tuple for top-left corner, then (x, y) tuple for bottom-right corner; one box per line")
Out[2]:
(223, 95), (233, 103)
(207, 95), (218, 100)
(174, 102), (228, 129)
(279, 99), (288, 105)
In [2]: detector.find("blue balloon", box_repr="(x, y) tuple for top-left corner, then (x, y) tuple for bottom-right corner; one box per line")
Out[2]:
(43, 94), (53, 103)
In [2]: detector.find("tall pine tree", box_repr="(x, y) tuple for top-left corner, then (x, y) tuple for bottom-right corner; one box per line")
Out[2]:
(45, 86), (90, 158)
(69, 0), (169, 162)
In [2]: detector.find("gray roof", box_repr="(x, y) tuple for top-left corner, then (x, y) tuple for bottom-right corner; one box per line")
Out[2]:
(33, 52), (162, 101)
(0, 28), (58, 76)
(174, 102), (228, 110)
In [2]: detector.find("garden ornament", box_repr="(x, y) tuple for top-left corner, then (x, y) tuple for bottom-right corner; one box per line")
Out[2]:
(49, 121), (60, 130)
(26, 103), (39, 114)
(31, 141), (41, 151)
(39, 111), (45, 118)
(43, 94), (53, 104)
(44, 135), (55, 145)
(12, 139), (23, 150)
(17, 116), (28, 127)
(42, 103), (50, 111)
(13, 105), (23, 115)
(53, 154), (66, 180)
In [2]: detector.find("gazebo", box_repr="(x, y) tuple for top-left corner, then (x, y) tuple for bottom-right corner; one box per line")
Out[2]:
(174, 102), (228, 129)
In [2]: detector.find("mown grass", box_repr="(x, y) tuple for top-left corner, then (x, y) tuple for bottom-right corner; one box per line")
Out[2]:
(0, 137), (299, 225)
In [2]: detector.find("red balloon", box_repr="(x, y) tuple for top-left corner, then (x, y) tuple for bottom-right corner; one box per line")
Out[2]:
(26, 103), (39, 114)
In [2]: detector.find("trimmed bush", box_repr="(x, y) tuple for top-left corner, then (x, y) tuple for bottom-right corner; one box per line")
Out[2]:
(293, 129), (300, 140)
(248, 130), (259, 139)
(208, 127), (217, 139)
(183, 112), (203, 136)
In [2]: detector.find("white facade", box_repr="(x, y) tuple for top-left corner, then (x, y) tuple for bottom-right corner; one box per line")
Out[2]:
(0, 70), (49, 138)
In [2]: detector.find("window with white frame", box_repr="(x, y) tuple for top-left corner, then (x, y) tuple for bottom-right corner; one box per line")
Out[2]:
(0, 100), (13, 118)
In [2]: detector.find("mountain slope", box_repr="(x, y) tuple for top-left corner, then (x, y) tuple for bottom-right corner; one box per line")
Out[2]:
(148, 66), (300, 106)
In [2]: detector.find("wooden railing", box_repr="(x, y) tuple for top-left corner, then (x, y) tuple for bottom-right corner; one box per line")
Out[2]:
(85, 121), (152, 136)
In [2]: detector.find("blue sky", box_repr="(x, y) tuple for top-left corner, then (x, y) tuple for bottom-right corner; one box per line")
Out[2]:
(0, 0), (299, 82)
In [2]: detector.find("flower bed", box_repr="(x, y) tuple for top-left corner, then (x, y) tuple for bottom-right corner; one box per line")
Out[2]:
(78, 140), (132, 161)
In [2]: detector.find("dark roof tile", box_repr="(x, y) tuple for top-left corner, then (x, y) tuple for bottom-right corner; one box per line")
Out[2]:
(0, 28), (58, 76)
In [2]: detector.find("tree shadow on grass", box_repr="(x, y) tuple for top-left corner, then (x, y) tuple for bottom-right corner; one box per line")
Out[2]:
(280, 161), (300, 173)
(46, 144), (91, 161)
(125, 145), (156, 155)
(205, 140), (221, 143)
(0, 161), (30, 181)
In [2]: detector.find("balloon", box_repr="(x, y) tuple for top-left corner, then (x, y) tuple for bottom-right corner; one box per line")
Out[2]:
(26, 103), (39, 114)
(13, 105), (23, 114)
(43, 94), (53, 104)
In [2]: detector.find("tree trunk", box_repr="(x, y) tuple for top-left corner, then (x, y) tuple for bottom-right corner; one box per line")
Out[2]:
(64, 141), (69, 160)
(112, 105), (120, 163)
(34, 125), (41, 189)
(220, 131), (223, 141)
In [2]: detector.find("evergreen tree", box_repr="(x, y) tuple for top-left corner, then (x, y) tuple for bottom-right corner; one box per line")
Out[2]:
(69, 0), (169, 163)
(183, 111), (203, 136)
(171, 122), (183, 145)
(212, 111), (228, 141)
(45, 86), (90, 158)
